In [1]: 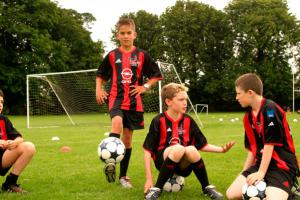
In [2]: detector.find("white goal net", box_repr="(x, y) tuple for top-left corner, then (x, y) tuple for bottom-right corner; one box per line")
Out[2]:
(26, 62), (203, 128)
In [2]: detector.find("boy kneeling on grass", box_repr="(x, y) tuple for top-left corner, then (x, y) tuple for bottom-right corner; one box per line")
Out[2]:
(143, 83), (235, 200)
(0, 89), (36, 193)
(226, 73), (300, 200)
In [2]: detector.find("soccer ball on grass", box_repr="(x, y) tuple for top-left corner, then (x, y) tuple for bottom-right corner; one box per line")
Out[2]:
(163, 174), (185, 192)
(98, 137), (125, 164)
(242, 180), (267, 200)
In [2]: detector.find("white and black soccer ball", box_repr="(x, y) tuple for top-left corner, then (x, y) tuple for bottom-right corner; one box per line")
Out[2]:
(98, 137), (125, 164)
(242, 181), (267, 200)
(163, 174), (185, 192)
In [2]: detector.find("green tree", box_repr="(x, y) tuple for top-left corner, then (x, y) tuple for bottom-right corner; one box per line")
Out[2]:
(0, 0), (104, 113)
(225, 0), (300, 106)
(158, 0), (233, 108)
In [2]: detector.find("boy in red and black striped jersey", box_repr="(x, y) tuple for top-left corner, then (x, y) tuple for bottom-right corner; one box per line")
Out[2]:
(143, 83), (234, 200)
(96, 18), (162, 188)
(226, 73), (300, 200)
(0, 89), (36, 193)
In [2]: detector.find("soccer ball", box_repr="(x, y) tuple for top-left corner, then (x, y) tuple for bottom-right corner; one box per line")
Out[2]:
(98, 137), (125, 164)
(163, 174), (185, 192)
(242, 181), (267, 200)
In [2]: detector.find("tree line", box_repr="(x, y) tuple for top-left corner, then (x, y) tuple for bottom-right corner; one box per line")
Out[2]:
(1, 0), (300, 114)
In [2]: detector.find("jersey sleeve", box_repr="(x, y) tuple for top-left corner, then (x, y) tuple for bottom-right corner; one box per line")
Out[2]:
(96, 53), (112, 81)
(190, 118), (207, 150)
(142, 52), (162, 80)
(263, 104), (284, 146)
(5, 117), (22, 140)
(143, 116), (160, 156)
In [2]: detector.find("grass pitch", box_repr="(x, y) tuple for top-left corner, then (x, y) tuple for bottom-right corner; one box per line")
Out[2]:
(1, 112), (300, 199)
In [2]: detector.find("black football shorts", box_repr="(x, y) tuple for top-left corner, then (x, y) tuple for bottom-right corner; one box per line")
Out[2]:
(109, 108), (144, 130)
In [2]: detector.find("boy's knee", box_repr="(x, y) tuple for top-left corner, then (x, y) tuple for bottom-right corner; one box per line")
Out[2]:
(225, 189), (232, 200)
(20, 142), (36, 155)
(169, 145), (185, 160)
(184, 146), (198, 155)
(173, 144), (185, 153)
(226, 188), (235, 200)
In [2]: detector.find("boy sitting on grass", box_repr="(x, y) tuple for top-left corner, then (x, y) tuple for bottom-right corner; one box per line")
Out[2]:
(0, 89), (36, 193)
(143, 83), (235, 200)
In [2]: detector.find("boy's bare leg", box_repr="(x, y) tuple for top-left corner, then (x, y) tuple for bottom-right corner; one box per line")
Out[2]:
(265, 187), (288, 200)
(2, 142), (36, 175)
(2, 141), (35, 193)
(111, 116), (123, 135)
(226, 175), (246, 200)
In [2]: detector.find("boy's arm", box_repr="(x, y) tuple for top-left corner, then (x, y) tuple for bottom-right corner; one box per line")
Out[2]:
(144, 150), (153, 194)
(243, 151), (255, 171)
(200, 141), (235, 153)
(130, 78), (160, 97)
(96, 77), (108, 105)
(247, 144), (273, 185)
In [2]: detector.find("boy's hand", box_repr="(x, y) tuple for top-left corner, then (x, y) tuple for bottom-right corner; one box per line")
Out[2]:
(130, 85), (147, 97)
(246, 171), (265, 185)
(144, 179), (153, 194)
(96, 89), (108, 105)
(6, 140), (19, 150)
(0, 140), (8, 149)
(221, 141), (235, 153)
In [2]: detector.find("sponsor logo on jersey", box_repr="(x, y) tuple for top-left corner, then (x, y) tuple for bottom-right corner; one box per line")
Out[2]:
(167, 127), (172, 132)
(121, 68), (133, 84)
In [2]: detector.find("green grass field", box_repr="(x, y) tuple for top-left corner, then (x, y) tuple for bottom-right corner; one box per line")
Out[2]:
(1, 112), (300, 199)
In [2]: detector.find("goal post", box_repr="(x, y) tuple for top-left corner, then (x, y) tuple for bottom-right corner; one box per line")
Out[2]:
(26, 62), (203, 128)
(195, 104), (208, 115)
(155, 61), (203, 127)
(26, 69), (104, 128)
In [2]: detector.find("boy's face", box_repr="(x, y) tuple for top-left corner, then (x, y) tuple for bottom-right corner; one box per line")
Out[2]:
(235, 86), (252, 107)
(117, 24), (136, 49)
(166, 91), (187, 114)
(0, 96), (3, 114)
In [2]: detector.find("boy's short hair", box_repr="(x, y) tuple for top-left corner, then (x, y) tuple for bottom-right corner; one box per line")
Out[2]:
(116, 18), (136, 32)
(161, 83), (188, 110)
(235, 73), (263, 95)
(0, 89), (3, 97)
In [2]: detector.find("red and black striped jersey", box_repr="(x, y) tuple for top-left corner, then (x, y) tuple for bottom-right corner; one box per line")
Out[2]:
(143, 112), (207, 158)
(96, 47), (162, 112)
(0, 115), (22, 141)
(244, 98), (300, 177)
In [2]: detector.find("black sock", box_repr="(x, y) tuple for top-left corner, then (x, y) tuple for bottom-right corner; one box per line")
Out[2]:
(155, 157), (177, 189)
(119, 148), (132, 178)
(4, 173), (19, 186)
(191, 158), (209, 191)
(109, 133), (120, 138)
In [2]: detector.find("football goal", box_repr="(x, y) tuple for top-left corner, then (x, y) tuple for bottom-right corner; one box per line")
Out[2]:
(26, 61), (203, 128)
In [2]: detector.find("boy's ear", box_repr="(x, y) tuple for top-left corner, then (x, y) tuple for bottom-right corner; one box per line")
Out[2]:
(165, 98), (171, 106)
(133, 31), (137, 39)
(247, 89), (255, 96)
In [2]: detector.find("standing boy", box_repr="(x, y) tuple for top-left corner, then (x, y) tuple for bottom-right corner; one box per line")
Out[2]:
(226, 73), (300, 199)
(0, 89), (36, 193)
(143, 83), (235, 200)
(96, 18), (162, 188)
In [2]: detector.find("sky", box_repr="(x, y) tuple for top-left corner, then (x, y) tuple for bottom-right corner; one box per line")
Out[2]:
(54, 0), (300, 52)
